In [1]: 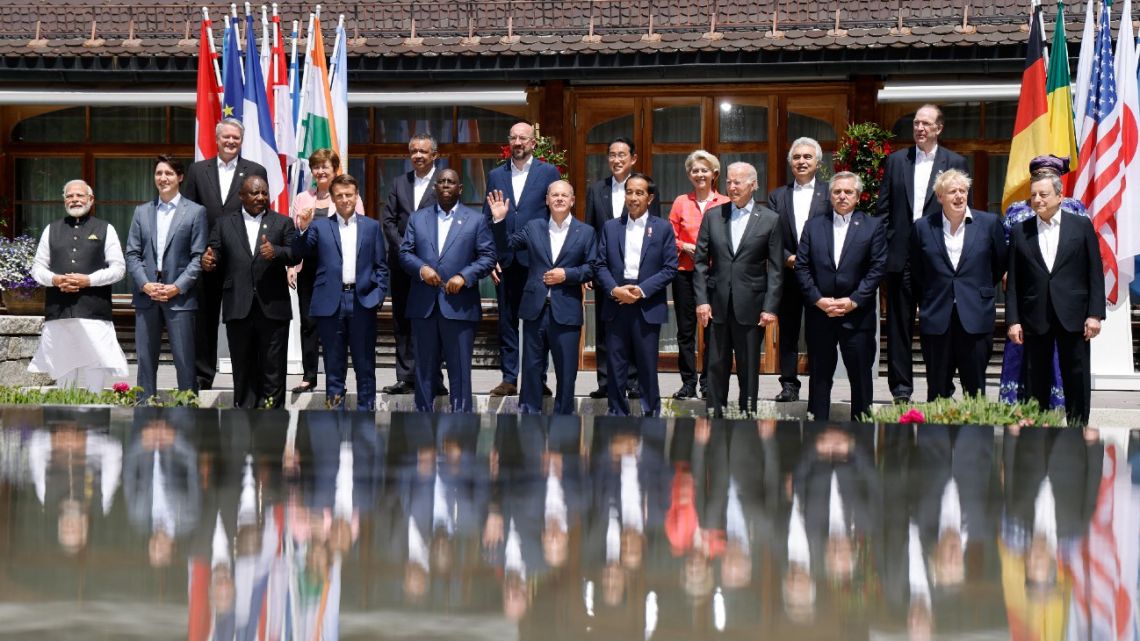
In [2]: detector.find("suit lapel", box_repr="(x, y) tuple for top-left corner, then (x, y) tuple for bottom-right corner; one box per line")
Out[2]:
(1053, 212), (1078, 271)
(328, 215), (343, 257)
(930, 215), (954, 273)
(639, 217), (654, 265)
(223, 160), (245, 208)
(923, 150), (948, 212)
(824, 215), (837, 269)
(232, 212), (254, 259)
(904, 147), (917, 216)
(836, 213), (862, 269)
(556, 224), (584, 267)
(426, 208), (440, 258)
(148, 201), (160, 259)
(735, 203), (762, 259)
(1023, 218), (1049, 273)
(957, 212), (980, 274)
(439, 208), (465, 259)
(537, 220), (555, 265)
(163, 199), (190, 257)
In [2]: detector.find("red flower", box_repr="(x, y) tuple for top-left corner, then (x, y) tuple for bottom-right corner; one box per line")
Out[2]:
(899, 409), (926, 424)
(500, 145), (511, 160)
(860, 192), (871, 202)
(113, 382), (130, 393)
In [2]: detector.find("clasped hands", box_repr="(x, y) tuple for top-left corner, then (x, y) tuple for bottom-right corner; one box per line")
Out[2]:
(611, 284), (644, 304)
(142, 282), (181, 303)
(420, 265), (466, 294)
(51, 273), (91, 293)
(815, 297), (856, 317)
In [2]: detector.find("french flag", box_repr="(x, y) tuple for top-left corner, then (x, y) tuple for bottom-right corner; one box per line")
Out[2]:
(241, 14), (286, 214)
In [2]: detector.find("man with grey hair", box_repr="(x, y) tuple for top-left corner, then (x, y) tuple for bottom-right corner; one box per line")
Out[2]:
(767, 137), (831, 402)
(28, 180), (129, 392)
(694, 161), (783, 416)
(181, 117), (268, 391)
(795, 171), (887, 420)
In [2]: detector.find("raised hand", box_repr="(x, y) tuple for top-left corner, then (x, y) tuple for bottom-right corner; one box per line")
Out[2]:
(296, 207), (315, 231)
(486, 190), (509, 222)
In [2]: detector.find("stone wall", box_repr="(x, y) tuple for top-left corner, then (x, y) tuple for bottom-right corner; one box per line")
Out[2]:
(0, 316), (52, 387)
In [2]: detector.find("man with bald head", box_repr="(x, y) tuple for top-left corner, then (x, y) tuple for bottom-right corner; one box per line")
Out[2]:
(28, 179), (129, 392)
(490, 180), (596, 414)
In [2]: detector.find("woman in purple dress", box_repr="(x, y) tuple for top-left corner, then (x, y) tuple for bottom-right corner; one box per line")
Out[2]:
(999, 155), (1088, 408)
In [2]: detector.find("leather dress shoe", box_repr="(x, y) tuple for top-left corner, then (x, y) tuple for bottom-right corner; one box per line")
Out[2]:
(774, 387), (799, 402)
(382, 381), (414, 394)
(626, 388), (642, 400)
(672, 386), (697, 400)
(291, 381), (316, 394)
(489, 382), (518, 396)
(588, 388), (607, 399)
(542, 384), (553, 397)
(436, 386), (449, 397)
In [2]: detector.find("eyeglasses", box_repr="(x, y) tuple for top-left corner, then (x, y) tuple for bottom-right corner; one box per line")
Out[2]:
(508, 135), (533, 142)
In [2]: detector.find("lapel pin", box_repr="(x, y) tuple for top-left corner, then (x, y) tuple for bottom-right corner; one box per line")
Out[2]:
(647, 226), (654, 238)
(262, 223), (267, 229)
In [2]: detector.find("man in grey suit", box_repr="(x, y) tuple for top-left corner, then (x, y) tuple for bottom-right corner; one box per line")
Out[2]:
(694, 162), (783, 416)
(125, 156), (209, 399)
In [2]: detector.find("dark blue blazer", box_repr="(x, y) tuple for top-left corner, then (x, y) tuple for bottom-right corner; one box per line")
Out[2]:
(909, 209), (1006, 335)
(480, 159), (562, 268)
(594, 213), (678, 325)
(292, 213), (390, 316)
(794, 211), (888, 332)
(399, 203), (497, 322)
(493, 216), (596, 325)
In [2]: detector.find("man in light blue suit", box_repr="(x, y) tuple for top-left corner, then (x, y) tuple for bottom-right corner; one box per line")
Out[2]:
(125, 156), (208, 399)
(482, 121), (562, 397)
(292, 174), (389, 410)
(490, 180), (596, 414)
(400, 168), (497, 412)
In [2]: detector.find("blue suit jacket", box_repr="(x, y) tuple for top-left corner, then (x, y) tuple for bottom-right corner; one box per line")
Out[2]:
(481, 159), (562, 268)
(124, 196), (209, 311)
(594, 213), (678, 325)
(399, 203), (497, 321)
(292, 213), (390, 316)
(794, 211), (887, 332)
(493, 216), (596, 325)
(909, 209), (1006, 335)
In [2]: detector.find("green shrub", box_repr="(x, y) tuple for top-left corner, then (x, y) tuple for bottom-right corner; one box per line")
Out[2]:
(863, 394), (1067, 426)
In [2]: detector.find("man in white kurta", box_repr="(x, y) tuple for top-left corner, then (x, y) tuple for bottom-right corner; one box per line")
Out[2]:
(28, 179), (129, 392)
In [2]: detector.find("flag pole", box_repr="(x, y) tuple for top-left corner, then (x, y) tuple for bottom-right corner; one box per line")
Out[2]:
(286, 17), (300, 195)
(291, 12), (316, 196)
(261, 4), (271, 88)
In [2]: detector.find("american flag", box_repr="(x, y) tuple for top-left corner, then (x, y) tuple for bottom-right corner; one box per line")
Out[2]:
(1074, 0), (1125, 304)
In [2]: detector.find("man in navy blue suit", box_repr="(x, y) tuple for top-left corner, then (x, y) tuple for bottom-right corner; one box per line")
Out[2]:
(595, 173), (678, 416)
(795, 172), (888, 421)
(292, 174), (389, 410)
(482, 121), (562, 398)
(400, 168), (497, 412)
(909, 169), (1006, 401)
(490, 180), (596, 414)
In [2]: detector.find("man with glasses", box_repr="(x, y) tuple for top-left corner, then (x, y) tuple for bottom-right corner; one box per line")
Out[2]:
(876, 104), (969, 404)
(482, 121), (561, 398)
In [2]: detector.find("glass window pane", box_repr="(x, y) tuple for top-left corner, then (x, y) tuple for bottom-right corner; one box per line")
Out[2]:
(171, 107), (194, 145)
(891, 112), (916, 140)
(719, 103), (768, 143)
(375, 106), (452, 144)
(457, 107), (518, 144)
(653, 105), (701, 144)
(348, 107), (371, 145)
(12, 107), (86, 143)
(987, 101), (1017, 140)
(586, 114), (634, 145)
(988, 154), (1008, 213)
(585, 154), (609, 184)
(941, 103), (981, 140)
(348, 158), (367, 210)
(650, 153), (690, 212)
(91, 107), (166, 144)
(461, 158), (499, 209)
(787, 112), (836, 143)
(15, 157), (82, 205)
(95, 157), (159, 295)
(719, 153), (769, 200)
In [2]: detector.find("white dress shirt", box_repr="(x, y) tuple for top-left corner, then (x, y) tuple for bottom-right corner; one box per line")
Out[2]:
(549, 215), (571, 263)
(912, 145), (938, 220)
(241, 209), (264, 255)
(792, 179), (815, 242)
(623, 214), (648, 280)
(336, 214), (358, 286)
(729, 201), (753, 253)
(510, 156), (533, 204)
(832, 211), (853, 264)
(217, 157), (238, 202)
(943, 211), (971, 270)
(611, 176), (628, 218)
(31, 219), (126, 288)
(155, 193), (181, 270)
(1037, 213), (1061, 272)
(413, 166), (436, 211)
(436, 205), (457, 254)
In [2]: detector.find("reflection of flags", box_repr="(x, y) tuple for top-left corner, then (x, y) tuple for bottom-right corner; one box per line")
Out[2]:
(1002, 3), (1049, 211)
(221, 17), (244, 121)
(1114, 0), (1140, 295)
(1073, 0), (1125, 305)
(241, 14), (285, 212)
(1046, 1), (1079, 194)
(193, 14), (222, 161)
(329, 17), (349, 169)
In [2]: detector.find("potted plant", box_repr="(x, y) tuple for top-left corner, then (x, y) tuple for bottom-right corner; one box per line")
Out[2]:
(0, 235), (43, 315)
(833, 122), (894, 215)
(499, 123), (569, 179)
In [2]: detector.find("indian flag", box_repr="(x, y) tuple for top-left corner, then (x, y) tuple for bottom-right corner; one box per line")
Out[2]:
(294, 13), (338, 190)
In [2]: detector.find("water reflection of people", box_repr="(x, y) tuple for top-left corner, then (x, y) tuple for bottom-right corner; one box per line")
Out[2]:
(26, 408), (121, 556)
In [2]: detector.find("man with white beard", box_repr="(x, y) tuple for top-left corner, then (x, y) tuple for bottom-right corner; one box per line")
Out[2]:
(28, 179), (129, 392)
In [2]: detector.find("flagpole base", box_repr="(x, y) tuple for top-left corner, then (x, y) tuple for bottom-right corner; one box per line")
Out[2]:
(1091, 372), (1140, 391)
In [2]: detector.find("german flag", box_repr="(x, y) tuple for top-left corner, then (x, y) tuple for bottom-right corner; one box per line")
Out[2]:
(1002, 5), (1050, 212)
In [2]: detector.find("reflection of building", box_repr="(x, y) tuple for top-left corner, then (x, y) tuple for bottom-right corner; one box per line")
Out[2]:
(0, 0), (1037, 370)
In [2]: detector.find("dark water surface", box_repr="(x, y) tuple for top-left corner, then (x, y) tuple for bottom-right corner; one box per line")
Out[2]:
(1, 407), (1137, 640)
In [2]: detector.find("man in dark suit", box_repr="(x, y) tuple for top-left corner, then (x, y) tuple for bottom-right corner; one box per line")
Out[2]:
(584, 137), (660, 400)
(201, 175), (299, 408)
(795, 172), (888, 421)
(1007, 171), (1105, 426)
(400, 168), (497, 412)
(594, 173), (677, 416)
(694, 161), (783, 416)
(293, 174), (389, 410)
(490, 180), (596, 415)
(767, 138), (831, 402)
(125, 156), (209, 400)
(381, 133), (439, 395)
(181, 118), (269, 391)
(876, 104), (969, 403)
(482, 121), (562, 397)
(910, 169), (1007, 401)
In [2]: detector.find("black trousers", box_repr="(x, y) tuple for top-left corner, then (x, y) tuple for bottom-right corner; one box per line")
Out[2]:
(777, 266), (805, 390)
(1024, 315), (1092, 426)
(389, 260), (416, 384)
(296, 261), (320, 385)
(672, 271), (708, 391)
(805, 309), (876, 421)
(920, 306), (991, 402)
(195, 269), (224, 390)
(707, 299), (763, 417)
(885, 269), (917, 400)
(226, 305), (290, 409)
